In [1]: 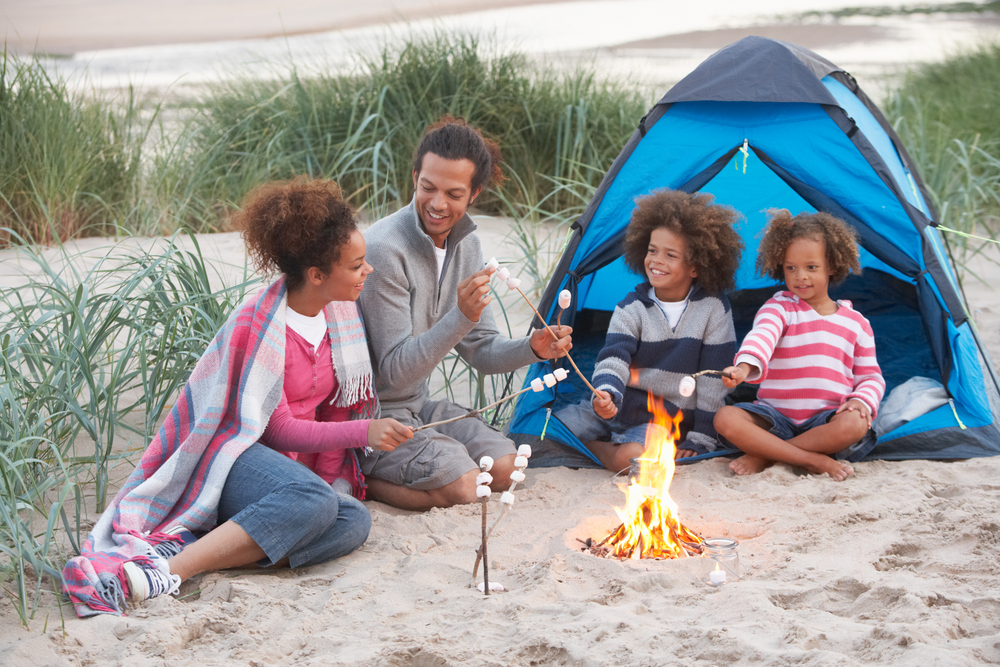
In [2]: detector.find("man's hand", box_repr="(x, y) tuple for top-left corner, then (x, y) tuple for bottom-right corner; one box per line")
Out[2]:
(457, 268), (494, 322)
(835, 399), (872, 428)
(529, 325), (573, 360)
(721, 363), (754, 389)
(592, 389), (618, 419)
(367, 419), (414, 452)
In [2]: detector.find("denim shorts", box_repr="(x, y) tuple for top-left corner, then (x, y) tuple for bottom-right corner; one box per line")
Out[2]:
(732, 402), (878, 462)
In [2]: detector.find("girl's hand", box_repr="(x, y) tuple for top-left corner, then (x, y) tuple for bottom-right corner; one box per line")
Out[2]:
(721, 363), (752, 389)
(835, 399), (872, 428)
(593, 390), (618, 419)
(367, 419), (413, 452)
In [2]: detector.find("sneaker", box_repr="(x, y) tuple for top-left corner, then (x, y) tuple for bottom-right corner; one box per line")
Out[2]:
(151, 525), (198, 558)
(123, 559), (181, 604)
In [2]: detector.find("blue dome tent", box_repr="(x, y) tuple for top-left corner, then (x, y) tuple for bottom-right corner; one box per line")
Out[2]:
(508, 36), (1000, 464)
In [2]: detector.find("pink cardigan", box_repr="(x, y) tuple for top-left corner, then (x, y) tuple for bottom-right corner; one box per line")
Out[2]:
(262, 328), (370, 486)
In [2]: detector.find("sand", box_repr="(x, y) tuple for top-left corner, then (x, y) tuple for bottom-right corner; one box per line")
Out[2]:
(1, 218), (999, 667)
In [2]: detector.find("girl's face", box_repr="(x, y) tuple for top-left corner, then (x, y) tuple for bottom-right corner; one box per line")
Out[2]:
(644, 227), (698, 302)
(782, 236), (834, 310)
(314, 230), (372, 303)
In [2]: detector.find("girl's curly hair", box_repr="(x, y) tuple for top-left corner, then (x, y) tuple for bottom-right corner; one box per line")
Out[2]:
(756, 209), (861, 284)
(234, 177), (357, 292)
(413, 115), (505, 194)
(623, 189), (744, 294)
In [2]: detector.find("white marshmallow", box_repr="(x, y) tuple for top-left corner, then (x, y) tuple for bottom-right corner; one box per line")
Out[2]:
(558, 289), (572, 310)
(679, 375), (697, 398)
(476, 485), (492, 498)
(517, 444), (532, 458)
(510, 470), (526, 482)
(476, 472), (493, 486)
(477, 581), (505, 592)
(500, 492), (515, 505)
(486, 257), (500, 271)
(479, 456), (494, 471)
(530, 378), (544, 392)
(514, 455), (529, 468)
(506, 278), (521, 290)
(497, 267), (510, 281)
(553, 368), (568, 382)
(543, 373), (556, 387)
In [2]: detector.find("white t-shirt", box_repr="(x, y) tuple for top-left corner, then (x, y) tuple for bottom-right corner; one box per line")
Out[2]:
(648, 286), (692, 329)
(434, 243), (447, 279)
(286, 306), (328, 351)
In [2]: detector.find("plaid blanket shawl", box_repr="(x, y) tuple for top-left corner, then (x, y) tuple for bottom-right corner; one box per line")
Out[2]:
(61, 279), (377, 616)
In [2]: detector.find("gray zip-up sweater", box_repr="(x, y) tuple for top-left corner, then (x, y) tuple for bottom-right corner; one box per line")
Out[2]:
(359, 200), (538, 415)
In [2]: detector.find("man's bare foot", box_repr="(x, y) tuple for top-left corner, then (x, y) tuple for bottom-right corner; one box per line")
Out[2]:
(729, 455), (772, 476)
(808, 457), (854, 481)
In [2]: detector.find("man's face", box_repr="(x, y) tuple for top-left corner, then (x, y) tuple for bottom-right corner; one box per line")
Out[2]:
(412, 152), (482, 249)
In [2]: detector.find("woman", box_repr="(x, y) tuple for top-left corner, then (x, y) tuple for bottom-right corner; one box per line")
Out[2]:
(63, 178), (412, 615)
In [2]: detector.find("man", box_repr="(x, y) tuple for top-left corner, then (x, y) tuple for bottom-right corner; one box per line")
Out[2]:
(358, 117), (572, 509)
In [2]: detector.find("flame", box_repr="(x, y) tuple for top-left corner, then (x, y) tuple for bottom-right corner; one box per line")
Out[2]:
(603, 392), (702, 559)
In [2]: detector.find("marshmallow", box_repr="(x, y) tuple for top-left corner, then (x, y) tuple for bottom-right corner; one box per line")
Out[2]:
(679, 375), (697, 398)
(486, 257), (500, 271)
(506, 278), (521, 290)
(530, 378), (544, 392)
(510, 470), (525, 482)
(479, 456), (494, 471)
(517, 444), (532, 458)
(497, 267), (510, 281)
(558, 289), (572, 310)
(476, 472), (494, 486)
(543, 373), (556, 387)
(500, 492), (515, 505)
(514, 455), (529, 468)
(553, 368), (568, 382)
(476, 485), (492, 498)
(477, 581), (505, 592)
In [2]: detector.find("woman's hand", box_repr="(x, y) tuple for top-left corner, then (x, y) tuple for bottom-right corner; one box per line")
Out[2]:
(367, 419), (414, 452)
(592, 390), (618, 419)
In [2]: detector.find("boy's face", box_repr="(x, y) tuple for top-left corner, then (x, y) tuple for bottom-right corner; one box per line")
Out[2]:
(782, 236), (834, 309)
(644, 227), (697, 302)
(412, 152), (482, 249)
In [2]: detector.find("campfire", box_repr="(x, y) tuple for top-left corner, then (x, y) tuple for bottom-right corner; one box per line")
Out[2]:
(583, 392), (703, 560)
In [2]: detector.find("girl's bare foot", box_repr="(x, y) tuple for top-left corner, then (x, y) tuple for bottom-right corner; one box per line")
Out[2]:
(729, 455), (773, 476)
(808, 457), (854, 481)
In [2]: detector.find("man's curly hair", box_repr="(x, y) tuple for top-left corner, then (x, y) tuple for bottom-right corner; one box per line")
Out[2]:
(413, 115), (505, 194)
(623, 189), (744, 294)
(756, 209), (861, 284)
(234, 177), (357, 292)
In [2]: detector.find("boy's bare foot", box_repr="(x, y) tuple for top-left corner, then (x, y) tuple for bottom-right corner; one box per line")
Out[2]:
(729, 455), (773, 476)
(808, 457), (854, 481)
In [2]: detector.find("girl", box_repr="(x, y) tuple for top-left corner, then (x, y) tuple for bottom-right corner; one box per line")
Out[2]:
(557, 189), (744, 473)
(63, 178), (413, 615)
(715, 210), (885, 481)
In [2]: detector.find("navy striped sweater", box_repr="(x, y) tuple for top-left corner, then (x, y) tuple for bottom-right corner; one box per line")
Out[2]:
(592, 282), (736, 453)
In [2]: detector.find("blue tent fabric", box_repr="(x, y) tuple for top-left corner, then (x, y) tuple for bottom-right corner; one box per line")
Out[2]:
(512, 36), (1000, 464)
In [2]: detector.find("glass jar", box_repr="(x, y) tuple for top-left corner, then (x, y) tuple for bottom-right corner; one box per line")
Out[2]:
(700, 537), (739, 585)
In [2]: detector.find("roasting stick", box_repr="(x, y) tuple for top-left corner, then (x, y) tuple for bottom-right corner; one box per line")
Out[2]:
(472, 445), (531, 580)
(475, 460), (493, 595)
(414, 369), (570, 432)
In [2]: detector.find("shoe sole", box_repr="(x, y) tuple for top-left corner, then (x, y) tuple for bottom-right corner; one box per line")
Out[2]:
(123, 561), (150, 603)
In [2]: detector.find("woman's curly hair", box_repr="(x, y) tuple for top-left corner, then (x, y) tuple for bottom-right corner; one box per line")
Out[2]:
(234, 177), (357, 292)
(623, 189), (744, 294)
(756, 209), (861, 284)
(413, 115), (505, 193)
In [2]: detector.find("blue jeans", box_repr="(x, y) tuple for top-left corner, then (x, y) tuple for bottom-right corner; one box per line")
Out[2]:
(732, 402), (878, 463)
(218, 443), (371, 569)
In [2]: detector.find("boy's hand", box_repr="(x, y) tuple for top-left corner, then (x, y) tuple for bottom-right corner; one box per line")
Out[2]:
(592, 389), (618, 419)
(367, 418), (414, 452)
(530, 325), (573, 359)
(721, 363), (753, 389)
(836, 399), (872, 428)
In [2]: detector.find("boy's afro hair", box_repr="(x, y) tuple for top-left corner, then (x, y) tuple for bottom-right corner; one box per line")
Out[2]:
(756, 209), (861, 284)
(623, 189), (744, 294)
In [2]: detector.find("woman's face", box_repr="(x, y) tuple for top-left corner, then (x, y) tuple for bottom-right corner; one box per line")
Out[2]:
(314, 230), (372, 303)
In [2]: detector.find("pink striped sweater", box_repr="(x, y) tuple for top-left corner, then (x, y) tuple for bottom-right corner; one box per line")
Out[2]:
(735, 291), (885, 423)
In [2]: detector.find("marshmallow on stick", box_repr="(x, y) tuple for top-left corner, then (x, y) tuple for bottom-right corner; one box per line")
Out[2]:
(678, 369), (735, 397)
(473, 444), (532, 580)
(557, 289), (572, 327)
(477, 456), (492, 595)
